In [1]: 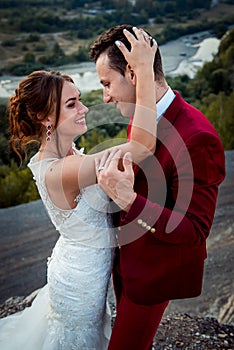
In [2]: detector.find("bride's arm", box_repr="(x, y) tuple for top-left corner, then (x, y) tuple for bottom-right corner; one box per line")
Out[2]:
(118, 28), (157, 159)
(84, 27), (157, 163)
(48, 28), (157, 196)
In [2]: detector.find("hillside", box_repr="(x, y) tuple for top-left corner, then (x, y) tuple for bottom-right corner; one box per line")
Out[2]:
(0, 1), (233, 75)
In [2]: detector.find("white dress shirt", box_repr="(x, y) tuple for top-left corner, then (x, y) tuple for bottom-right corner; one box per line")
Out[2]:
(156, 87), (175, 122)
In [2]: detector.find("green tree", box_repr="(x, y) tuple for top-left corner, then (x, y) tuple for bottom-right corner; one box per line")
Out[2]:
(75, 46), (89, 62)
(201, 92), (234, 150)
(0, 161), (39, 208)
(0, 134), (10, 165)
(210, 68), (231, 95)
(218, 27), (234, 55)
(23, 52), (36, 63)
(52, 42), (65, 61)
(77, 129), (107, 153)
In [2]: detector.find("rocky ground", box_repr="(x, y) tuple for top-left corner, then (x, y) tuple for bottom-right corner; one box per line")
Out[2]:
(1, 296), (233, 349)
(153, 313), (234, 349)
(0, 150), (233, 349)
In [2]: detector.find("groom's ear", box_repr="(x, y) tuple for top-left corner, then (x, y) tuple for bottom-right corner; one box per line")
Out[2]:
(126, 64), (136, 86)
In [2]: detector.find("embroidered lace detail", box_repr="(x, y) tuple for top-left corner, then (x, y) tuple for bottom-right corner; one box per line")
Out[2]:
(28, 150), (84, 230)
(44, 227), (113, 348)
(36, 175), (77, 229)
(45, 239), (112, 349)
(12, 148), (116, 349)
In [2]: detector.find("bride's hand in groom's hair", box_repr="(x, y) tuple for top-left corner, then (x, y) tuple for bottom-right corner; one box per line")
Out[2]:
(115, 27), (157, 74)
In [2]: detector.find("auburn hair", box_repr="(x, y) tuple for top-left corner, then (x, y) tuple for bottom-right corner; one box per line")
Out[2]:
(9, 70), (74, 162)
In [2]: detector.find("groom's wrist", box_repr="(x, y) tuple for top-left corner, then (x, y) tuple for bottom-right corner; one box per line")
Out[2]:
(117, 191), (137, 212)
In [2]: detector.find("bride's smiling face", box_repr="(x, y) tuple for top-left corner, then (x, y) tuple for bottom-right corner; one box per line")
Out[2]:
(56, 81), (89, 138)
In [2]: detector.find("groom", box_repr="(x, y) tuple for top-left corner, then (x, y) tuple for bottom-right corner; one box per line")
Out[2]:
(90, 24), (225, 349)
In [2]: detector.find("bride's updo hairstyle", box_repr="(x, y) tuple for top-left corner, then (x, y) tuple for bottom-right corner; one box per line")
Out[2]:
(9, 70), (74, 162)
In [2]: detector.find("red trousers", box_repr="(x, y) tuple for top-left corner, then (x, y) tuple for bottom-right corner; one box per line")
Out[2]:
(108, 293), (169, 350)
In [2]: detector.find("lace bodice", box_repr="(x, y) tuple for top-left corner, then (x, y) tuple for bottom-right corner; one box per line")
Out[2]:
(28, 150), (116, 248)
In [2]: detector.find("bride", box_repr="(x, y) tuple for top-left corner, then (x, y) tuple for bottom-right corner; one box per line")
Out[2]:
(0, 28), (157, 349)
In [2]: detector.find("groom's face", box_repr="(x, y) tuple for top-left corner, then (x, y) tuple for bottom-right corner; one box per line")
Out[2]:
(96, 52), (136, 117)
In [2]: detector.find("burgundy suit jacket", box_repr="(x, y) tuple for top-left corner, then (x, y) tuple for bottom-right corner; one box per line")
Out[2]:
(114, 91), (225, 305)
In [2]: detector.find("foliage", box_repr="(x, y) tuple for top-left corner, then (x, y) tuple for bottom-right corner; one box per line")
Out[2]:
(77, 127), (127, 155)
(23, 52), (36, 63)
(5, 61), (45, 76)
(0, 160), (39, 208)
(1, 1), (233, 74)
(0, 133), (10, 166)
(0, 100), (11, 165)
(81, 89), (103, 106)
(25, 33), (40, 42)
(1, 39), (16, 47)
(199, 92), (234, 150)
(166, 75), (191, 99)
(134, 0), (211, 16)
(39, 42), (67, 66)
(0, 4), (233, 207)
(71, 46), (90, 63)
(167, 27), (234, 150)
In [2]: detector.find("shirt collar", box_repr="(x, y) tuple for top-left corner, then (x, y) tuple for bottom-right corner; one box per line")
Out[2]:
(156, 87), (175, 121)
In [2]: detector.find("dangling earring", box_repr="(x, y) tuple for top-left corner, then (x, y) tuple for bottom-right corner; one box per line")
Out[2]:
(46, 124), (53, 142)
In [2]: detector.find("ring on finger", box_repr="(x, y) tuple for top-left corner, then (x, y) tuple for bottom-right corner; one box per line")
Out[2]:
(143, 34), (152, 42)
(97, 166), (105, 172)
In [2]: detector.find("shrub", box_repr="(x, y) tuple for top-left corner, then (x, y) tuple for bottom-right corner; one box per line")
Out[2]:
(0, 161), (39, 208)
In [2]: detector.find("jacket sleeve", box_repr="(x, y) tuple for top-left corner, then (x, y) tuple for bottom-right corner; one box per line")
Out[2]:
(119, 131), (226, 247)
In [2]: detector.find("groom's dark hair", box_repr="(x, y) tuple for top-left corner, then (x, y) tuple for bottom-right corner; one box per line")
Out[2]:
(90, 24), (164, 81)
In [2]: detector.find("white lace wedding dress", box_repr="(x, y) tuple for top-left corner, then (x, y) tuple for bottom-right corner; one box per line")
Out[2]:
(0, 149), (116, 350)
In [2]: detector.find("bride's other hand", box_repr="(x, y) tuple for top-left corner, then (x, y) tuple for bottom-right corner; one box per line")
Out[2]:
(115, 27), (157, 74)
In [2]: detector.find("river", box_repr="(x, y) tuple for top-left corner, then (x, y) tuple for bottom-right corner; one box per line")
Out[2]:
(0, 30), (220, 98)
